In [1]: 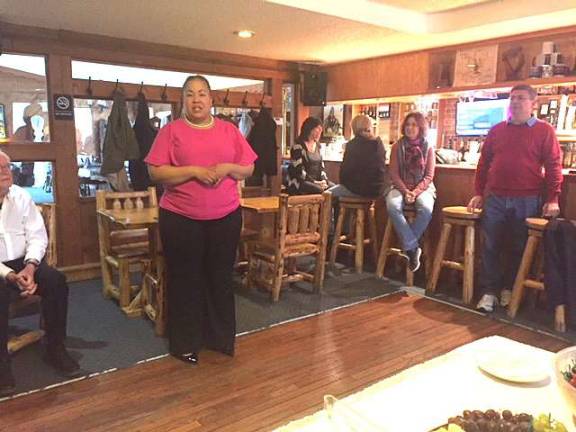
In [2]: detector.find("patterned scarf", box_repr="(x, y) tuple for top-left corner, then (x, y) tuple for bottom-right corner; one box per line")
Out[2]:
(401, 137), (427, 186)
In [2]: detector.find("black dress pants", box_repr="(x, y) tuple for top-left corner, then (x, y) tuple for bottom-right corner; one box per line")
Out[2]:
(0, 258), (69, 362)
(159, 207), (242, 355)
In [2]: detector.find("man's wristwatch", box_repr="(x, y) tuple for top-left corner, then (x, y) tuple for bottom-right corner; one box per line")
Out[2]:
(24, 259), (40, 268)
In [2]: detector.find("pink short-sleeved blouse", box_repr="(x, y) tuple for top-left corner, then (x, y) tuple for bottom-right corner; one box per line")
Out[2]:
(145, 118), (257, 220)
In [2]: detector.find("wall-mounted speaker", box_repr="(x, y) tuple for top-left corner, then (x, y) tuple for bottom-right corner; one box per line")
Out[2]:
(301, 71), (327, 106)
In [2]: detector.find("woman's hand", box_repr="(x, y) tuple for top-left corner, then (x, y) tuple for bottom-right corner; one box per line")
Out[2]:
(314, 180), (328, 190)
(211, 163), (254, 181)
(211, 163), (232, 180)
(193, 167), (220, 185)
(405, 190), (416, 204)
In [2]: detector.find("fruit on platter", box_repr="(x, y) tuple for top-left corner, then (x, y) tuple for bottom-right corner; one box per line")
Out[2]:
(433, 410), (567, 432)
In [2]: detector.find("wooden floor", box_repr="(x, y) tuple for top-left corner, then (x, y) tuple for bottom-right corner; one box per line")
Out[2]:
(0, 293), (568, 432)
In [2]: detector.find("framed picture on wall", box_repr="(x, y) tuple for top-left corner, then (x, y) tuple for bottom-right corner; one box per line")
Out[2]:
(539, 103), (549, 116)
(453, 45), (498, 87)
(0, 104), (6, 140)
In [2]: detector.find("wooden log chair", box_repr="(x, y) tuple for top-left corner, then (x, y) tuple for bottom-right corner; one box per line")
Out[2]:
(507, 218), (566, 332)
(141, 255), (166, 336)
(236, 185), (272, 271)
(8, 203), (56, 354)
(246, 192), (331, 302)
(426, 206), (481, 305)
(96, 187), (157, 316)
(329, 196), (379, 274)
(376, 205), (432, 286)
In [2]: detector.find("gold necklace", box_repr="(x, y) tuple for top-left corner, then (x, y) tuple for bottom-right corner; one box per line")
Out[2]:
(184, 115), (214, 129)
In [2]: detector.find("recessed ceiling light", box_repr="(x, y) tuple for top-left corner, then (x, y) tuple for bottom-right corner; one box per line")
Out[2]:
(235, 30), (255, 39)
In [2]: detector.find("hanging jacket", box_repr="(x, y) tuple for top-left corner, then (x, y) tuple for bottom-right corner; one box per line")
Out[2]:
(247, 107), (277, 176)
(544, 218), (576, 327)
(129, 93), (157, 191)
(101, 92), (139, 175)
(239, 111), (254, 137)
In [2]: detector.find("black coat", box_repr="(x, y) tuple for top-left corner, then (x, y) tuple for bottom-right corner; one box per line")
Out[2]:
(129, 93), (158, 191)
(340, 136), (387, 197)
(247, 108), (277, 176)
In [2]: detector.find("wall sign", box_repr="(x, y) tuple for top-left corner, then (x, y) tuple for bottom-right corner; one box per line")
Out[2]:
(53, 94), (74, 120)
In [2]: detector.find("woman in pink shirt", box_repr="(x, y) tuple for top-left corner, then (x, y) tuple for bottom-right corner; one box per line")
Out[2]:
(145, 75), (257, 365)
(386, 112), (436, 273)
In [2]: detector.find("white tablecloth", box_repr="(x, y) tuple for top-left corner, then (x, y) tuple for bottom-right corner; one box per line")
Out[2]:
(274, 336), (574, 432)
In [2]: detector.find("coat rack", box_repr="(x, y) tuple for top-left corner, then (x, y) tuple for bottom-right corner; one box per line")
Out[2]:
(72, 78), (272, 108)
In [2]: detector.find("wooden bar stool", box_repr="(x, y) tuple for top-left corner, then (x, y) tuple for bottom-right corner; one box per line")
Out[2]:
(426, 206), (481, 304)
(375, 206), (428, 286)
(508, 218), (566, 332)
(329, 196), (379, 273)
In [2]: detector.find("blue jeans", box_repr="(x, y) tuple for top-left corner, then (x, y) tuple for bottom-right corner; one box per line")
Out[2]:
(385, 188), (435, 251)
(480, 195), (541, 296)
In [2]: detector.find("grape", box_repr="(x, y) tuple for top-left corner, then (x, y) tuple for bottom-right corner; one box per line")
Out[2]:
(517, 413), (530, 422)
(473, 410), (485, 420)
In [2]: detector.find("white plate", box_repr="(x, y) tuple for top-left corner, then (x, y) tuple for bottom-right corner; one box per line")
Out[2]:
(476, 345), (550, 384)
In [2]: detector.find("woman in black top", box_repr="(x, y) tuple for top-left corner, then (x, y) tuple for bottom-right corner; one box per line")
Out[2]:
(287, 117), (332, 195)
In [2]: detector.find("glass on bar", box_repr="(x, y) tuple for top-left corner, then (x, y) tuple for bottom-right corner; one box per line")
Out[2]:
(323, 395), (384, 432)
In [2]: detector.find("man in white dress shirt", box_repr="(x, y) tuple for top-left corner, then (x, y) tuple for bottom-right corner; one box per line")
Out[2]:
(0, 151), (80, 397)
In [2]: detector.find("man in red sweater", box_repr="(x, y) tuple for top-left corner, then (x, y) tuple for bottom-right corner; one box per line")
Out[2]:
(467, 84), (562, 312)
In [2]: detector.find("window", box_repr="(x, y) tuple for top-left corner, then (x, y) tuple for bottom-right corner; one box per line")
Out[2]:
(0, 53), (50, 143)
(10, 161), (54, 203)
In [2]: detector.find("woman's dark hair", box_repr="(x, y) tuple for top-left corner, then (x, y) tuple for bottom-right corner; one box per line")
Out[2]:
(401, 112), (428, 140)
(296, 117), (322, 143)
(182, 75), (212, 92)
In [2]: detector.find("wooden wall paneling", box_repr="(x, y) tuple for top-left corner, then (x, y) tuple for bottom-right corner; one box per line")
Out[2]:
(46, 54), (88, 266)
(325, 52), (430, 102)
(79, 198), (99, 264)
(1, 144), (57, 161)
(324, 25), (576, 102)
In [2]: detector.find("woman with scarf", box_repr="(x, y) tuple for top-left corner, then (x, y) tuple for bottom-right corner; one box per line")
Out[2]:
(386, 112), (436, 272)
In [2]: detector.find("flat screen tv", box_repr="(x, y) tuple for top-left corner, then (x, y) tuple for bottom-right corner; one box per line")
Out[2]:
(456, 99), (509, 136)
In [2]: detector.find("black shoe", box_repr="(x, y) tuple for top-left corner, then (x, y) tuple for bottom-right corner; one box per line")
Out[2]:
(406, 247), (422, 273)
(44, 345), (81, 378)
(172, 352), (199, 366)
(0, 362), (16, 397)
(208, 345), (235, 357)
